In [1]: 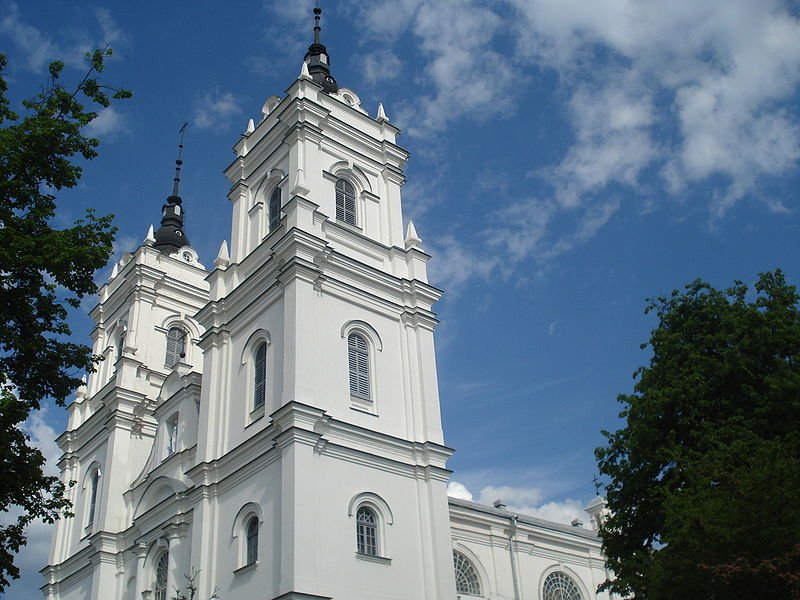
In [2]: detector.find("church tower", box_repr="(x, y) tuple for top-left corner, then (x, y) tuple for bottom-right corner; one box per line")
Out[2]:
(42, 134), (209, 599)
(43, 7), (457, 600)
(191, 7), (457, 599)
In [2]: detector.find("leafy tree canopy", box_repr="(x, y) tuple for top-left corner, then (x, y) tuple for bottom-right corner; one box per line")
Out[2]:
(596, 270), (800, 599)
(0, 49), (130, 590)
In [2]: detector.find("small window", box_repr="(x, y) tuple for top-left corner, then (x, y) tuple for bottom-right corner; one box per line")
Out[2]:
(348, 333), (370, 400)
(245, 516), (259, 565)
(165, 327), (186, 367)
(269, 187), (281, 232)
(166, 416), (179, 457)
(543, 571), (583, 600)
(154, 551), (169, 600)
(335, 179), (356, 226)
(356, 506), (378, 556)
(453, 551), (482, 596)
(87, 470), (100, 528)
(253, 341), (267, 410)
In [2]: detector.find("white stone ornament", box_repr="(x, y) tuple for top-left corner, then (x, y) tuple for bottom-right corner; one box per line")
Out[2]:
(377, 102), (388, 122)
(300, 60), (311, 80)
(245, 118), (255, 135)
(214, 240), (230, 269)
(144, 224), (155, 246)
(404, 220), (422, 249)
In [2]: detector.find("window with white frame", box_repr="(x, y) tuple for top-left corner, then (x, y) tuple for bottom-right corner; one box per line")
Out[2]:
(245, 516), (259, 565)
(453, 551), (482, 597)
(269, 187), (281, 231)
(165, 326), (186, 367)
(154, 550), (169, 600)
(347, 333), (370, 400)
(542, 571), (583, 600)
(253, 341), (267, 410)
(335, 178), (356, 226)
(86, 469), (100, 528)
(165, 415), (179, 457)
(356, 505), (378, 556)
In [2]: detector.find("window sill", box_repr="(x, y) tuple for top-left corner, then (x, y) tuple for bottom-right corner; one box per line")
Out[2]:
(233, 561), (258, 575)
(350, 396), (376, 416)
(248, 405), (266, 425)
(355, 552), (391, 565)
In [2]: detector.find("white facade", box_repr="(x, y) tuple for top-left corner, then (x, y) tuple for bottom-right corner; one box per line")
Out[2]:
(42, 23), (611, 600)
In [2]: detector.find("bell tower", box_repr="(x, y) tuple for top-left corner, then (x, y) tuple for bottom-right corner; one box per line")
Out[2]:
(191, 6), (457, 599)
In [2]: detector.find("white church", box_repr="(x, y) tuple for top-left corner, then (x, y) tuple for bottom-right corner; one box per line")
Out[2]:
(42, 8), (612, 600)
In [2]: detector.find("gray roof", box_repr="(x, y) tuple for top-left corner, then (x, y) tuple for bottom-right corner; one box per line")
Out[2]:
(448, 497), (599, 541)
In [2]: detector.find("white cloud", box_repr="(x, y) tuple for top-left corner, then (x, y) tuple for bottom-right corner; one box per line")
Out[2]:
(0, 2), (58, 72)
(193, 91), (243, 131)
(427, 234), (498, 296)
(447, 481), (474, 501)
(510, 0), (800, 213)
(449, 480), (590, 528)
(0, 3), (130, 73)
(360, 50), (403, 85)
(85, 107), (126, 138)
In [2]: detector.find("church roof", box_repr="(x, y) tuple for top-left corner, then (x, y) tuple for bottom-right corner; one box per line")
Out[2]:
(448, 497), (600, 541)
(154, 124), (191, 253)
(303, 5), (338, 94)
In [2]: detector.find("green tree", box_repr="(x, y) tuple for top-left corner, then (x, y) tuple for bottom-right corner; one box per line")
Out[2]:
(596, 270), (800, 599)
(0, 49), (130, 590)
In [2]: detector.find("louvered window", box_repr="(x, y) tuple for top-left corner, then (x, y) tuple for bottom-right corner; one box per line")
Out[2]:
(348, 333), (370, 400)
(453, 551), (482, 596)
(254, 341), (267, 410)
(165, 327), (186, 367)
(87, 470), (99, 527)
(246, 516), (259, 565)
(356, 506), (378, 556)
(154, 551), (169, 600)
(269, 187), (281, 231)
(335, 179), (356, 226)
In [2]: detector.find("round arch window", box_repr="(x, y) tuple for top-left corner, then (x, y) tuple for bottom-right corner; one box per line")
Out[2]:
(542, 571), (583, 600)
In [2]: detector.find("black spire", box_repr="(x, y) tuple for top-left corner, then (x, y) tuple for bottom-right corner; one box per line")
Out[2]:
(303, 3), (338, 93)
(153, 123), (191, 254)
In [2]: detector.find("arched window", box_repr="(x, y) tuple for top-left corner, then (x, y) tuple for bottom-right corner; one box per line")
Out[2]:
(154, 551), (169, 600)
(165, 327), (186, 367)
(453, 551), (482, 596)
(335, 178), (356, 226)
(543, 571), (583, 600)
(87, 469), (100, 528)
(348, 333), (370, 400)
(245, 516), (259, 565)
(356, 506), (378, 556)
(269, 187), (281, 231)
(165, 415), (179, 457)
(253, 341), (267, 410)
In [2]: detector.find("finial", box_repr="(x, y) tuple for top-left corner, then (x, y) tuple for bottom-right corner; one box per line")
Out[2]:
(172, 122), (189, 197)
(404, 221), (422, 249)
(245, 118), (255, 135)
(592, 473), (602, 496)
(313, 1), (322, 44)
(144, 224), (155, 246)
(214, 240), (230, 269)
(300, 60), (311, 80)
(110, 263), (119, 279)
(377, 102), (389, 122)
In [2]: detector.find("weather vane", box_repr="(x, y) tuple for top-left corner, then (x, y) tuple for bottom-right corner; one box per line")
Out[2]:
(592, 473), (602, 496)
(172, 122), (189, 197)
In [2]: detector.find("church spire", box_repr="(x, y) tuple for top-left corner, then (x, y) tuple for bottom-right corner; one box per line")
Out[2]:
(153, 123), (191, 254)
(303, 3), (338, 93)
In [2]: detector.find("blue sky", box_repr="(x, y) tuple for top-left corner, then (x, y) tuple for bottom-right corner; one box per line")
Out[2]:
(3, 1), (800, 597)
